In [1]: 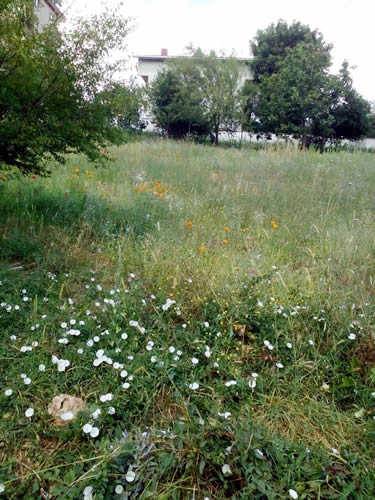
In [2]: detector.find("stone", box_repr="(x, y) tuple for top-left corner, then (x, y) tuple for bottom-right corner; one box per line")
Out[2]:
(48, 394), (87, 425)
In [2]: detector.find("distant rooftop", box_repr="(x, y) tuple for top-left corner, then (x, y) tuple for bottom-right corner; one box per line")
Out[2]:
(137, 49), (252, 62)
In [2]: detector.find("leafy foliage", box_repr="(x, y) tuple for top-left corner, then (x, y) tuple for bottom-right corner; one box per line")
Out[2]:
(149, 64), (210, 139)
(149, 51), (242, 143)
(245, 21), (371, 148)
(98, 83), (147, 132)
(368, 108), (375, 138)
(250, 20), (332, 83)
(0, 0), (132, 173)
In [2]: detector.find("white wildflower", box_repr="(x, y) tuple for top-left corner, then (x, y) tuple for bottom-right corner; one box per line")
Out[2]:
(222, 464), (232, 476)
(25, 408), (34, 418)
(61, 411), (74, 421)
(125, 470), (135, 482)
(90, 427), (100, 438)
(83, 424), (92, 434)
(115, 485), (124, 494)
(189, 382), (199, 391)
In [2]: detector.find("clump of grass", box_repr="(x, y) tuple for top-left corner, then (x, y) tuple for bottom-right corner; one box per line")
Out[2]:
(1, 141), (375, 498)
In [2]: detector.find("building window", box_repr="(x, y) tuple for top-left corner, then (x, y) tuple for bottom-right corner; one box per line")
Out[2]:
(141, 75), (149, 85)
(34, 0), (40, 7)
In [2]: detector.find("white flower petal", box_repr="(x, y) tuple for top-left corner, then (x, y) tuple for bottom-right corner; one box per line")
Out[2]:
(189, 382), (199, 391)
(90, 427), (100, 438)
(61, 411), (74, 421)
(125, 470), (135, 482)
(25, 408), (34, 418)
(222, 464), (232, 476)
(83, 423), (92, 434)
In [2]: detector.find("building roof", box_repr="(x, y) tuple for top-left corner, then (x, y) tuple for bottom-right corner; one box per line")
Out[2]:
(45, 0), (65, 19)
(137, 54), (252, 63)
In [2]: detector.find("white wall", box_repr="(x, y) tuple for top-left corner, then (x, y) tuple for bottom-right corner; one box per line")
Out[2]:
(138, 60), (166, 85)
(35, 0), (59, 32)
(137, 58), (253, 87)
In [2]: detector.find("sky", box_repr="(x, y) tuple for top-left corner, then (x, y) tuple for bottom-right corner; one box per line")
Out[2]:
(61, 0), (375, 102)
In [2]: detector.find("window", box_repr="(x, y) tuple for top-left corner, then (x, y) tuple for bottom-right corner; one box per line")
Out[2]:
(34, 0), (40, 7)
(141, 75), (149, 85)
(50, 13), (56, 21)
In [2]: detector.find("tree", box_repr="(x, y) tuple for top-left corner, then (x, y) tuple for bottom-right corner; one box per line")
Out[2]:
(368, 104), (375, 138)
(199, 53), (241, 145)
(246, 21), (371, 149)
(250, 20), (332, 82)
(251, 41), (333, 147)
(100, 83), (147, 132)
(0, 0), (132, 174)
(328, 62), (371, 143)
(149, 61), (209, 139)
(149, 50), (242, 144)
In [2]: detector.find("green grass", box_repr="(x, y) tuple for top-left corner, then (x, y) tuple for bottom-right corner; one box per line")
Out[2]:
(1, 141), (375, 498)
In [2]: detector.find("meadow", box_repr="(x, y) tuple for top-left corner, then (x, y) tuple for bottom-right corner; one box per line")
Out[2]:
(1, 140), (375, 499)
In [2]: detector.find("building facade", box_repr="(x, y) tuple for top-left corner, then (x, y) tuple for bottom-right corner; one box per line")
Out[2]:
(34, 0), (65, 32)
(137, 49), (253, 87)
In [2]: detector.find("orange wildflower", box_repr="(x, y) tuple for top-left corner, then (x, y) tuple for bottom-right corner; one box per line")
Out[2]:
(186, 221), (193, 228)
(198, 246), (206, 252)
(223, 239), (228, 244)
(271, 220), (278, 229)
(135, 183), (147, 193)
(224, 226), (230, 232)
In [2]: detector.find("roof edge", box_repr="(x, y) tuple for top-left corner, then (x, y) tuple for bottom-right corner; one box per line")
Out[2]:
(44, 0), (64, 17)
(136, 55), (252, 62)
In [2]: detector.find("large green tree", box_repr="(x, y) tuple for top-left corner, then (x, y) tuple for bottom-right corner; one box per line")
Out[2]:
(0, 0), (132, 174)
(250, 20), (332, 83)
(245, 21), (371, 148)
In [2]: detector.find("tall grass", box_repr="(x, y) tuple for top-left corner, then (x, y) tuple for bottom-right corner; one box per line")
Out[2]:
(1, 141), (375, 498)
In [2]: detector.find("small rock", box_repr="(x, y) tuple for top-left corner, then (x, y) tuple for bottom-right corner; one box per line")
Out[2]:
(48, 394), (87, 425)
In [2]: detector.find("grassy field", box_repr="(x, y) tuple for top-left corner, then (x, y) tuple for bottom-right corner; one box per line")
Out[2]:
(1, 140), (375, 499)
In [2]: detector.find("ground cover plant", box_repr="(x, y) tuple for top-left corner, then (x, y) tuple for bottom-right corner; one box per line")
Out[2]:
(1, 140), (375, 498)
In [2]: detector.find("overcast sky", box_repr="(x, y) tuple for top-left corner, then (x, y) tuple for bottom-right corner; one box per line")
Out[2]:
(62, 0), (375, 102)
